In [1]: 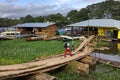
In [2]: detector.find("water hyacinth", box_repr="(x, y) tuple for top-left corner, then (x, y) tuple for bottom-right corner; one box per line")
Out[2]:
(0, 39), (64, 65)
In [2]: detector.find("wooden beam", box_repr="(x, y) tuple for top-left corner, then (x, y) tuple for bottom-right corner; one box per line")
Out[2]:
(0, 35), (95, 80)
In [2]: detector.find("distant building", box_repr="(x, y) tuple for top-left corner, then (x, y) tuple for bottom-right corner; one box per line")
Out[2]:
(67, 19), (120, 40)
(0, 27), (16, 33)
(16, 22), (57, 37)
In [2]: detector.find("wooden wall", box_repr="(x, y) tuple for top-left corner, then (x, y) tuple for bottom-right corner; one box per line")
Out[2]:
(41, 25), (57, 36)
(18, 27), (28, 34)
(18, 24), (57, 37)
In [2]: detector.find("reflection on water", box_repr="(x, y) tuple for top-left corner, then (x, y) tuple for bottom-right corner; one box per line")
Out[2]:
(91, 52), (120, 62)
(95, 42), (120, 54)
(92, 42), (120, 62)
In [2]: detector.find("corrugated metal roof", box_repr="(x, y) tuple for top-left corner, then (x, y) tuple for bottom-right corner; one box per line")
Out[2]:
(16, 22), (55, 28)
(67, 19), (120, 29)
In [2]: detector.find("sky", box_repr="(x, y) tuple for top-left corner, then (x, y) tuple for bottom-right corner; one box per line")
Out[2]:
(0, 0), (106, 18)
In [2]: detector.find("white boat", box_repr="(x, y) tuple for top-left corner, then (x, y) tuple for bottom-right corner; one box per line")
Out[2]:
(59, 35), (86, 41)
(60, 35), (83, 40)
(0, 31), (22, 39)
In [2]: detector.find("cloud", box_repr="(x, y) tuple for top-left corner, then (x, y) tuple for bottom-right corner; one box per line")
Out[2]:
(0, 0), (106, 18)
(0, 1), (73, 18)
(0, 2), (58, 18)
(5, 0), (18, 3)
(54, 0), (71, 5)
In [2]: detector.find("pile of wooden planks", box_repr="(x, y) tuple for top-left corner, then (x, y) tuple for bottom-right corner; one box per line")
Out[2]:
(0, 35), (95, 80)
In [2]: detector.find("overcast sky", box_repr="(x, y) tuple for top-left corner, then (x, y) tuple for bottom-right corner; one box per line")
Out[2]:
(0, 0), (106, 18)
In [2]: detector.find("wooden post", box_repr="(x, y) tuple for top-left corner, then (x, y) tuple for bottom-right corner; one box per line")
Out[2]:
(79, 56), (96, 66)
(26, 73), (58, 80)
(66, 61), (89, 75)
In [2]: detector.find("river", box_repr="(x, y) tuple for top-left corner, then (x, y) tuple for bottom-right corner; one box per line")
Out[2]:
(92, 42), (120, 63)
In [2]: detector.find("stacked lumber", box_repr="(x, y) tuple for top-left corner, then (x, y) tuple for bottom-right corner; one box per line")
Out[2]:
(68, 61), (89, 75)
(77, 62), (89, 75)
(67, 55), (96, 75)
(79, 56), (96, 66)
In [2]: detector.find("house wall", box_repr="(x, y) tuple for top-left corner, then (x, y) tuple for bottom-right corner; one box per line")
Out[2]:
(18, 27), (28, 34)
(98, 27), (105, 36)
(117, 30), (120, 39)
(18, 24), (57, 37)
(41, 25), (57, 37)
(98, 27), (113, 37)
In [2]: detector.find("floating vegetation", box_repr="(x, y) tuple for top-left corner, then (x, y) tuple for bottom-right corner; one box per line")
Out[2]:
(0, 39), (64, 65)
(48, 63), (120, 80)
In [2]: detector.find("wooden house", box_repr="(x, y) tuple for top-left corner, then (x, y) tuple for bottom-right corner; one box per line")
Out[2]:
(16, 22), (57, 38)
(67, 19), (120, 40)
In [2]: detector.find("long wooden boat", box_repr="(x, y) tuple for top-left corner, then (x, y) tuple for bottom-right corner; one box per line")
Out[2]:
(43, 36), (59, 41)
(25, 37), (42, 41)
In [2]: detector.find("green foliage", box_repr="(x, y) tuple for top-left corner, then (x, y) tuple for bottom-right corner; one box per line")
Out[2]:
(49, 68), (81, 80)
(46, 13), (68, 27)
(0, 40), (64, 65)
(67, 8), (89, 23)
(34, 16), (44, 22)
(78, 8), (89, 20)
(67, 10), (79, 23)
(49, 63), (120, 80)
(97, 40), (109, 48)
(87, 0), (120, 19)
(0, 18), (19, 27)
(23, 15), (35, 23)
(0, 39), (80, 65)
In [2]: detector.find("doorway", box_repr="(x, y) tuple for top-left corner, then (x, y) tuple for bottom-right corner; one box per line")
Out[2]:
(113, 30), (118, 38)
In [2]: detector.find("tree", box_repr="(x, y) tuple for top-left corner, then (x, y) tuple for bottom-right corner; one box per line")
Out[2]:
(67, 10), (78, 23)
(46, 13), (68, 27)
(19, 17), (25, 24)
(78, 8), (89, 21)
(35, 16), (44, 22)
(23, 15), (35, 23)
(86, 0), (120, 20)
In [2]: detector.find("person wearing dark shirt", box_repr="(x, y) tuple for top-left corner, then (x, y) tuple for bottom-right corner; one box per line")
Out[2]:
(64, 42), (72, 58)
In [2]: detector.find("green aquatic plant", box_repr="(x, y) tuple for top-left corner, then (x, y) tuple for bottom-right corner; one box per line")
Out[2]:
(49, 63), (120, 80)
(0, 39), (65, 65)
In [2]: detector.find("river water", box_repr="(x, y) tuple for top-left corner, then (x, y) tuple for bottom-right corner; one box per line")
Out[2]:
(92, 42), (120, 62)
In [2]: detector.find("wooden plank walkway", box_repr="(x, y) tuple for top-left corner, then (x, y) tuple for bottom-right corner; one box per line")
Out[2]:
(0, 35), (95, 80)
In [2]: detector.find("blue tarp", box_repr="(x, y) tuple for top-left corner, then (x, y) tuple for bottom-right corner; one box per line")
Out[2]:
(58, 29), (66, 35)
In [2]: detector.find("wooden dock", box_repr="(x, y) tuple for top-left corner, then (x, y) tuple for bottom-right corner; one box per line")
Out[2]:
(0, 35), (95, 80)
